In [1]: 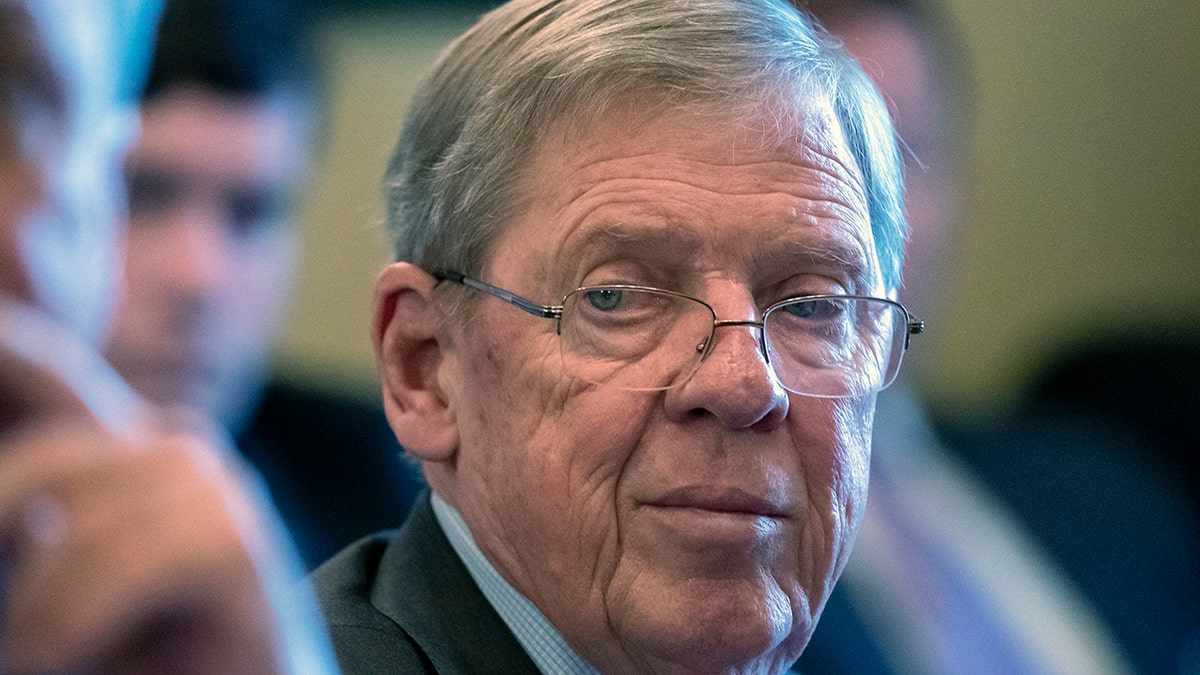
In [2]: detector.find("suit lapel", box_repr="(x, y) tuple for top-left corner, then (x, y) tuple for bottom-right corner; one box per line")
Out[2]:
(371, 494), (542, 673)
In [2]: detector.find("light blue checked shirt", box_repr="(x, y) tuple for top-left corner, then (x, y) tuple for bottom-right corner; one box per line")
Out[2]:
(431, 493), (601, 675)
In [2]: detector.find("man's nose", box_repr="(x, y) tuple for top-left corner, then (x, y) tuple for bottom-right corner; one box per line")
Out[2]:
(664, 317), (789, 431)
(162, 206), (227, 293)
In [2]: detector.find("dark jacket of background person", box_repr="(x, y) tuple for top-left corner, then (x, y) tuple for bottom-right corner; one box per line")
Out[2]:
(240, 382), (424, 568)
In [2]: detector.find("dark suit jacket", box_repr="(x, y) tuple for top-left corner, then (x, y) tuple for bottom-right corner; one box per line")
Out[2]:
(311, 493), (542, 674)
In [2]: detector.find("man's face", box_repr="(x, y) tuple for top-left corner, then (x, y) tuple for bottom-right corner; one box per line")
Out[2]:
(104, 88), (307, 428)
(438, 101), (881, 673)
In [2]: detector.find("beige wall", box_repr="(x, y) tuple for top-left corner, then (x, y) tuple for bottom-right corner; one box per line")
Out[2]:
(278, 3), (1200, 417)
(277, 10), (481, 394)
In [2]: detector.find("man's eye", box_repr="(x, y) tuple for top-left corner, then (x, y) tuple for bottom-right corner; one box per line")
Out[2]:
(784, 298), (840, 320)
(228, 191), (285, 238)
(584, 289), (624, 311)
(124, 171), (177, 219)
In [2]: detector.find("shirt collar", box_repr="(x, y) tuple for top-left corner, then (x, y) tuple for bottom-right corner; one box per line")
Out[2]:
(430, 493), (600, 675)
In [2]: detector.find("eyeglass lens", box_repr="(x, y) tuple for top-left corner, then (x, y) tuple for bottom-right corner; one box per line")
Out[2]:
(558, 288), (906, 397)
(764, 296), (904, 397)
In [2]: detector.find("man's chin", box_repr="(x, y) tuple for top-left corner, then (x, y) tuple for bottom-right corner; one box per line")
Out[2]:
(601, 575), (807, 674)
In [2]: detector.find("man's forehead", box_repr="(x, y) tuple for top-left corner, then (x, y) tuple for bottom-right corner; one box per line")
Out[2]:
(133, 88), (311, 185)
(521, 97), (865, 222)
(531, 98), (865, 214)
(495, 98), (877, 293)
(543, 94), (853, 164)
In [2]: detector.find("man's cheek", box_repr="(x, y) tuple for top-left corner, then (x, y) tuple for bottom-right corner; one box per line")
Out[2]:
(828, 396), (874, 567)
(800, 396), (874, 475)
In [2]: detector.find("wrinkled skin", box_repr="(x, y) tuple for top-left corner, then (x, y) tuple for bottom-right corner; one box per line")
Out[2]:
(379, 99), (883, 674)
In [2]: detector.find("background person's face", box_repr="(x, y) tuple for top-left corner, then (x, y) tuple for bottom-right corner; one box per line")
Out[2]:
(104, 88), (307, 428)
(826, 7), (954, 320)
(437, 101), (880, 674)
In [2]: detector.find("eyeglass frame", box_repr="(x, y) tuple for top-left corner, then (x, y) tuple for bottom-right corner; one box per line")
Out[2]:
(432, 270), (925, 394)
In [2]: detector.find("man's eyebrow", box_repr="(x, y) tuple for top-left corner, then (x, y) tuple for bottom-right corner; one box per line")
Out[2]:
(565, 220), (704, 258)
(559, 220), (874, 289)
(762, 236), (873, 287)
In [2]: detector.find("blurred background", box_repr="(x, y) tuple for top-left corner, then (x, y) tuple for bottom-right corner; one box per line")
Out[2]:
(277, 0), (1200, 424)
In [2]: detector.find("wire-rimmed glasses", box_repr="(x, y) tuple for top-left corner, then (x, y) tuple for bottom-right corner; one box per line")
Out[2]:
(434, 271), (924, 398)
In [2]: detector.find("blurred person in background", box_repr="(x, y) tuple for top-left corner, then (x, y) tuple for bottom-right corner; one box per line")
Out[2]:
(103, 0), (424, 570)
(792, 0), (1200, 673)
(0, 0), (335, 670)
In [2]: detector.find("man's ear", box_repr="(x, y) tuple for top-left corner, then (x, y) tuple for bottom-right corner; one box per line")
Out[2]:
(373, 263), (458, 463)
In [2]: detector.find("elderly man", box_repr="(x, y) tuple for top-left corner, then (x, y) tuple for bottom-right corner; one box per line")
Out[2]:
(313, 0), (921, 672)
(0, 1), (334, 671)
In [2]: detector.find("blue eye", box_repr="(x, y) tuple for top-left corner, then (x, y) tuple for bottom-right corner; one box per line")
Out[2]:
(584, 289), (624, 311)
(783, 298), (840, 320)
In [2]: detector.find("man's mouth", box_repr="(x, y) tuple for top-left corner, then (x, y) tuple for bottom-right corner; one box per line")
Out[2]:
(652, 485), (788, 519)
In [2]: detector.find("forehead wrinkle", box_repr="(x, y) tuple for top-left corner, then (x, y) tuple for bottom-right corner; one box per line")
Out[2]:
(753, 125), (869, 219)
(542, 170), (872, 290)
(538, 110), (867, 213)
(523, 109), (873, 288)
(571, 150), (866, 230)
(797, 143), (869, 220)
(553, 166), (865, 264)
(553, 215), (704, 272)
(567, 151), (840, 193)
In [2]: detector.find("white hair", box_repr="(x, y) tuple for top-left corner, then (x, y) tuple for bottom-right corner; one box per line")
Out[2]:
(383, 0), (906, 292)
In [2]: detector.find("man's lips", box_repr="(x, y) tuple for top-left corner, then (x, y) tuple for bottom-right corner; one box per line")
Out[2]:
(649, 486), (788, 519)
(638, 486), (791, 556)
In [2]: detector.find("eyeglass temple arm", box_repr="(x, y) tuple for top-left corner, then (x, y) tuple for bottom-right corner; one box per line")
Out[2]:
(434, 271), (563, 319)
